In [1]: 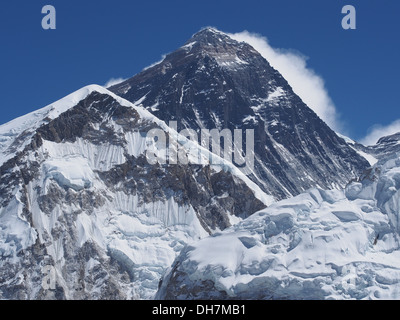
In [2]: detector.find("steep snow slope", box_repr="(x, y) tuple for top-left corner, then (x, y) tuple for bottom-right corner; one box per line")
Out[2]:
(0, 86), (104, 167)
(157, 152), (400, 300)
(0, 85), (271, 299)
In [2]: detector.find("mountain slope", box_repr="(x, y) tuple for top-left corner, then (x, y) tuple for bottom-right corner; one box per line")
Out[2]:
(0, 85), (271, 299)
(156, 149), (400, 300)
(341, 132), (400, 164)
(110, 27), (369, 200)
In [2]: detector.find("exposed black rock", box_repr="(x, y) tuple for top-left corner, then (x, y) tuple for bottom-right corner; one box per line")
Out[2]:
(111, 27), (369, 200)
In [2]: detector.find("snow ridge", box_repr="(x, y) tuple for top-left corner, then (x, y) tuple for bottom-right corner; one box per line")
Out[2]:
(0, 85), (271, 299)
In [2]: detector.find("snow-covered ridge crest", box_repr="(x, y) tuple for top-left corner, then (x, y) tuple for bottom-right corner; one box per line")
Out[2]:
(191, 26), (229, 38)
(0, 82), (273, 299)
(1, 85), (105, 134)
(0, 83), (272, 206)
(0, 84), (161, 164)
(0, 85), (116, 166)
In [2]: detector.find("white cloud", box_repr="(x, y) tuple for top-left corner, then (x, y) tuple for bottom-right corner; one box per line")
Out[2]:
(142, 54), (167, 71)
(360, 119), (400, 146)
(227, 31), (342, 131)
(103, 77), (127, 88)
(102, 54), (167, 89)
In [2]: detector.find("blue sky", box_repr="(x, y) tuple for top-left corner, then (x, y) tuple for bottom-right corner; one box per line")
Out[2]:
(0, 0), (399, 144)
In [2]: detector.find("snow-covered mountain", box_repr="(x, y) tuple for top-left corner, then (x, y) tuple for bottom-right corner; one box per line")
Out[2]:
(1, 27), (396, 301)
(110, 27), (369, 200)
(340, 132), (400, 165)
(0, 85), (272, 299)
(156, 146), (400, 300)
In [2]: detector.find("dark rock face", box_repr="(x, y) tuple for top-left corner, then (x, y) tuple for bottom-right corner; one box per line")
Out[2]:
(99, 156), (265, 233)
(110, 28), (369, 200)
(0, 88), (267, 299)
(37, 92), (140, 145)
(157, 256), (230, 300)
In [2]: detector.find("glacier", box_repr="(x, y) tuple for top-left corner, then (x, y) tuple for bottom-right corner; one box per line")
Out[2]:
(157, 152), (400, 300)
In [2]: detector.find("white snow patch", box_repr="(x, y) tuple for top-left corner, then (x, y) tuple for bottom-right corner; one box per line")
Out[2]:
(267, 87), (285, 101)
(181, 41), (197, 51)
(242, 115), (257, 123)
(43, 156), (95, 191)
(41, 138), (126, 172)
(160, 155), (400, 299)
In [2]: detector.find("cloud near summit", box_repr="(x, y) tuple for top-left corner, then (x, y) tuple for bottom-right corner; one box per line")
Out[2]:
(228, 31), (342, 132)
(360, 119), (400, 146)
(105, 29), (345, 134)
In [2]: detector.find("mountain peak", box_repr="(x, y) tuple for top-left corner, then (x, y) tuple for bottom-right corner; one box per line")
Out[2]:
(110, 28), (369, 200)
(190, 27), (229, 40)
(182, 27), (246, 52)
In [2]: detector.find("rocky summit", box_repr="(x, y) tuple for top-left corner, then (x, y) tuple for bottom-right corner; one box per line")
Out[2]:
(110, 27), (369, 200)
